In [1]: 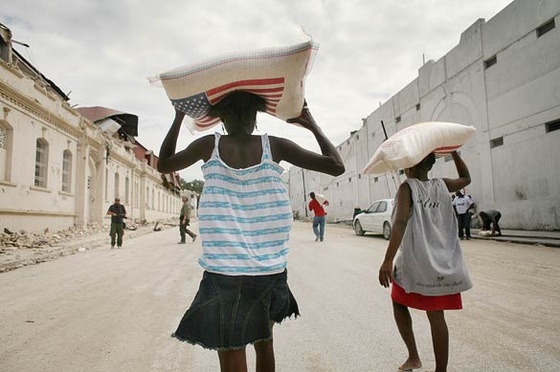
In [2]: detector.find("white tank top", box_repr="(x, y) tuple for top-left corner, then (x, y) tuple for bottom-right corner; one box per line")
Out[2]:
(393, 178), (472, 295)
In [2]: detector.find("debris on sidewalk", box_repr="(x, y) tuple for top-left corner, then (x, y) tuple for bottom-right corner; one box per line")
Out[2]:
(1, 223), (107, 250)
(0, 219), (179, 273)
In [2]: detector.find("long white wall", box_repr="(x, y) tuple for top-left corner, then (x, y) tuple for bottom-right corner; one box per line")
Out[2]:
(289, 0), (560, 230)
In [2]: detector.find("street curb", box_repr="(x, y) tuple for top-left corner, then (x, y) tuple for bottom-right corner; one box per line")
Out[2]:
(471, 235), (560, 248)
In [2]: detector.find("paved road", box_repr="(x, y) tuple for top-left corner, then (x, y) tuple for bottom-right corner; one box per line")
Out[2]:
(1, 222), (559, 371)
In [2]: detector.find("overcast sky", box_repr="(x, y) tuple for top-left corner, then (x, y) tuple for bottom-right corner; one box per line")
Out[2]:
(3, 0), (513, 181)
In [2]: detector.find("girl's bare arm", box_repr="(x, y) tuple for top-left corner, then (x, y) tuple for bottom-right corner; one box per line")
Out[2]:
(442, 151), (471, 192)
(271, 106), (345, 176)
(157, 110), (213, 173)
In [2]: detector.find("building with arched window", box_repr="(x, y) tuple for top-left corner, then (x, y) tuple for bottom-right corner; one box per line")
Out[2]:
(0, 23), (182, 233)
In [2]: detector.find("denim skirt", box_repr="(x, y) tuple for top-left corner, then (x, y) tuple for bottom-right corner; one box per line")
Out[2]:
(172, 269), (299, 350)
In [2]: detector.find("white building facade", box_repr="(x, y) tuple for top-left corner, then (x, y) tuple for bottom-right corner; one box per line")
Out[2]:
(0, 24), (182, 234)
(289, 0), (560, 230)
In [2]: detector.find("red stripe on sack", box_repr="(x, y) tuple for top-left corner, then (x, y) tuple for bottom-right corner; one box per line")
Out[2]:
(434, 145), (461, 153)
(207, 79), (285, 104)
(196, 117), (221, 127)
(208, 87), (284, 104)
(240, 87), (284, 94)
(206, 78), (285, 96)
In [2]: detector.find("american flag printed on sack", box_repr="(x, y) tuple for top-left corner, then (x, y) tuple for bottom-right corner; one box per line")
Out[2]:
(150, 40), (318, 132)
(171, 77), (285, 130)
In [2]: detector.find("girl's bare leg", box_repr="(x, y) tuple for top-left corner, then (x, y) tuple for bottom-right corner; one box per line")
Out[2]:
(393, 302), (422, 370)
(218, 348), (248, 372)
(254, 340), (275, 372)
(426, 310), (449, 372)
(254, 322), (275, 372)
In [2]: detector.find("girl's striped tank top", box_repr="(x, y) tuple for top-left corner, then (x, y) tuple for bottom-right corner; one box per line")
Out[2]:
(197, 133), (293, 275)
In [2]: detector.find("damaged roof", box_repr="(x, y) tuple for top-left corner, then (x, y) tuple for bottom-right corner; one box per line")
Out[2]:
(77, 106), (139, 137)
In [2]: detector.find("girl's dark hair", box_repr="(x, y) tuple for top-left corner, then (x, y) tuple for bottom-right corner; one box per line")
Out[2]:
(207, 91), (266, 133)
(416, 153), (436, 171)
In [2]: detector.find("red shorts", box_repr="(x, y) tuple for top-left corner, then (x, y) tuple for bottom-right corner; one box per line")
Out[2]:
(391, 282), (463, 311)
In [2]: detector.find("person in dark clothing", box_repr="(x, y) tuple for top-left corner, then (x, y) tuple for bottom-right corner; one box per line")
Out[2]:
(106, 197), (127, 248)
(479, 210), (502, 236)
(179, 195), (197, 243)
(452, 191), (474, 239)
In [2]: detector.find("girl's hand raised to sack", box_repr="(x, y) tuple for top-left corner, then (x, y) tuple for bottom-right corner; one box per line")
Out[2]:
(286, 100), (319, 131)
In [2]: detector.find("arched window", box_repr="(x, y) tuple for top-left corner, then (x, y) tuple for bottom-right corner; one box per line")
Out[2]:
(35, 139), (49, 187)
(104, 169), (109, 200)
(125, 176), (130, 203)
(62, 150), (72, 192)
(114, 172), (120, 200)
(146, 186), (150, 208)
(0, 123), (12, 182)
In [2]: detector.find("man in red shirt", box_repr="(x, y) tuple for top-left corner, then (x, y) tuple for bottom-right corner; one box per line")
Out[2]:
(308, 192), (329, 242)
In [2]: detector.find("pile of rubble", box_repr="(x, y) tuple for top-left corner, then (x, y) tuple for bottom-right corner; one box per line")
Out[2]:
(1, 224), (106, 250)
(0, 219), (177, 273)
(0, 220), (157, 250)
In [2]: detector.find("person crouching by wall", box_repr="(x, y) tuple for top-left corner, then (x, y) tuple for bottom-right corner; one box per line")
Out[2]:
(478, 210), (502, 236)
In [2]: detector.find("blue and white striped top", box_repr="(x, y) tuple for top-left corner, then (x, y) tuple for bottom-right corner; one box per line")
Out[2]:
(197, 133), (293, 275)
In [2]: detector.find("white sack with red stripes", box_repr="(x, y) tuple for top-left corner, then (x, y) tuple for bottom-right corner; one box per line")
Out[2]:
(363, 122), (476, 175)
(150, 41), (318, 132)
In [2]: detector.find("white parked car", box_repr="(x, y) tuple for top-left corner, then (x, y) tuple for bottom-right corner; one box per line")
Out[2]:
(352, 198), (394, 240)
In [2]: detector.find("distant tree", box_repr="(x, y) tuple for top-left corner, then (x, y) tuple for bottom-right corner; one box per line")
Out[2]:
(180, 178), (188, 190)
(181, 179), (204, 193)
(181, 179), (204, 204)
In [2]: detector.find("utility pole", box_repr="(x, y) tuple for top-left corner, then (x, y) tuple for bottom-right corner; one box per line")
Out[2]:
(302, 168), (308, 217)
(381, 120), (400, 197)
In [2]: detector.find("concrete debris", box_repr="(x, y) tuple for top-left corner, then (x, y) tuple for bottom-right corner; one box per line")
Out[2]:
(1, 223), (107, 249)
(0, 220), (150, 250)
(0, 219), (179, 273)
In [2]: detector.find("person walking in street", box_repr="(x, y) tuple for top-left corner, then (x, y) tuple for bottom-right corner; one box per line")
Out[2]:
(179, 195), (197, 244)
(478, 209), (502, 236)
(378, 151), (473, 372)
(308, 192), (328, 242)
(106, 197), (127, 249)
(452, 191), (474, 240)
(158, 92), (344, 372)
